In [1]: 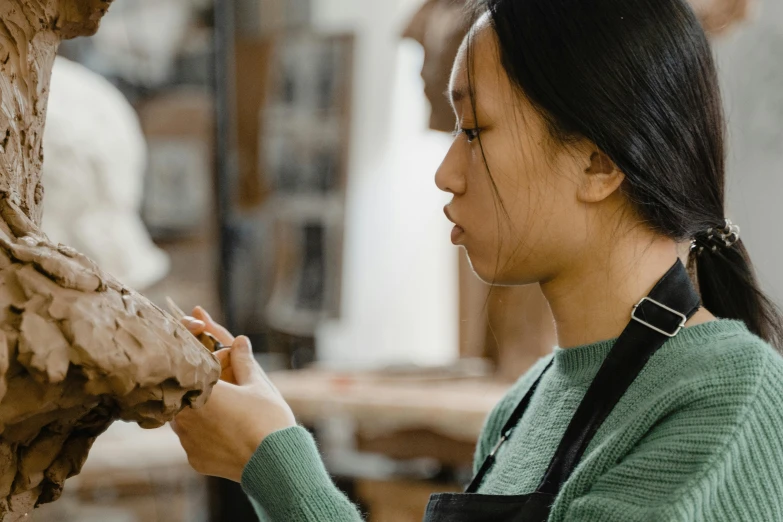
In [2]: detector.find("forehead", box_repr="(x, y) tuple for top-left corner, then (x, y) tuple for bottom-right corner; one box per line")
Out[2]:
(449, 15), (506, 108)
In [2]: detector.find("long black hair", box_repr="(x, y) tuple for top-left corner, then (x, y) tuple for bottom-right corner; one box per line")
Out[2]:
(467, 0), (783, 349)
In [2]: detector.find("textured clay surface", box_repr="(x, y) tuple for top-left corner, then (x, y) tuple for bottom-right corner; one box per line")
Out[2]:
(0, 1), (220, 519)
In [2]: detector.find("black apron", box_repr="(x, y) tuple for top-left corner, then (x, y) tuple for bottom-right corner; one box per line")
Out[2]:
(423, 260), (701, 522)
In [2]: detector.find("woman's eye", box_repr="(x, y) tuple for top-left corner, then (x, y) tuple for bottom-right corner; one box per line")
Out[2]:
(455, 127), (480, 143)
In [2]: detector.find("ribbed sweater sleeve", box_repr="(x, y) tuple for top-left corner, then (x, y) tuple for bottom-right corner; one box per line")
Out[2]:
(241, 426), (365, 522)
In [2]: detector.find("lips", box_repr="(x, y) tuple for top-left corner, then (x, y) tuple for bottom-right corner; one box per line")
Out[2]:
(444, 205), (466, 245)
(443, 205), (458, 227)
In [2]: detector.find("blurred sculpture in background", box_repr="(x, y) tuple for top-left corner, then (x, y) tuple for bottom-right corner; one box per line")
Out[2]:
(0, 1), (219, 519)
(43, 57), (170, 291)
(61, 0), (198, 88)
(690, 0), (756, 35)
(402, 0), (471, 133)
(403, 0), (757, 380)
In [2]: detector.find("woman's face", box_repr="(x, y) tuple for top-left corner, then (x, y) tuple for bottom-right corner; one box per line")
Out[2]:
(436, 19), (612, 285)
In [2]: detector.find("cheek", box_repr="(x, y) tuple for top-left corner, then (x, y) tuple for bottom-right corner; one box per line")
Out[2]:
(460, 151), (533, 280)
(486, 141), (546, 240)
(459, 187), (501, 281)
(470, 140), (571, 281)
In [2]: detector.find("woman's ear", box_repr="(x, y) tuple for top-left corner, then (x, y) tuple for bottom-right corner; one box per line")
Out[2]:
(577, 151), (625, 203)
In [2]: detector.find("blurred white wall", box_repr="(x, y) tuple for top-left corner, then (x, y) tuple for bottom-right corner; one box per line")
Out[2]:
(717, 0), (783, 306)
(313, 0), (459, 367)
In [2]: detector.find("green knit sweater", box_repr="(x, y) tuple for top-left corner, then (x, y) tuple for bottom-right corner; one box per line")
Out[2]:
(241, 320), (783, 521)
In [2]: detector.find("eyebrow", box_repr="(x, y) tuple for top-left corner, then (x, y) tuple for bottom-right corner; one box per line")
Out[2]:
(448, 87), (468, 104)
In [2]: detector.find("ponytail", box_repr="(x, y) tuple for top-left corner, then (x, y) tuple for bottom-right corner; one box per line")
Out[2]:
(693, 240), (783, 351)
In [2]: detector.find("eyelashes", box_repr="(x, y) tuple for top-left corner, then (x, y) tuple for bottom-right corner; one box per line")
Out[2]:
(453, 127), (481, 143)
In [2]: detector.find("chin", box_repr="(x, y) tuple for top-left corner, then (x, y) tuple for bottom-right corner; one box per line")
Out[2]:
(464, 252), (505, 285)
(465, 251), (539, 287)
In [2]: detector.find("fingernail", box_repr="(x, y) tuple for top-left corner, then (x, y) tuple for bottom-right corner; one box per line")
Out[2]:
(235, 336), (253, 353)
(183, 317), (205, 329)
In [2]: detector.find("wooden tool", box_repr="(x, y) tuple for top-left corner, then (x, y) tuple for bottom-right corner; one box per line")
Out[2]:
(166, 297), (225, 353)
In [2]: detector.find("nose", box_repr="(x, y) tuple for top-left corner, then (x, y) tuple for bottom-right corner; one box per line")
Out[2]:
(435, 140), (467, 196)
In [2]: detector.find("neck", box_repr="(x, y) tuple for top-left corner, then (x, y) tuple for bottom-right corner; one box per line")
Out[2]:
(0, 2), (61, 226)
(541, 231), (681, 348)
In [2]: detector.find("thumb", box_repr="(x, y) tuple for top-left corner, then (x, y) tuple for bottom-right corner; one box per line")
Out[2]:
(229, 336), (263, 386)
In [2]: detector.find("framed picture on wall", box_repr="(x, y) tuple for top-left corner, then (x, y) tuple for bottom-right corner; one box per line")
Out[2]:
(260, 32), (354, 196)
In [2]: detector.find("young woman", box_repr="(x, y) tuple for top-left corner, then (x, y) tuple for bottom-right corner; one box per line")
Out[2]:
(171, 0), (783, 520)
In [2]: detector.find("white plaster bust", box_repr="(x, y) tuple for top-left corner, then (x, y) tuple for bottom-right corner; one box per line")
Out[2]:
(42, 57), (170, 290)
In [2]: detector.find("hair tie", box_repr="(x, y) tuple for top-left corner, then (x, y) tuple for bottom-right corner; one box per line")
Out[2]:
(691, 219), (740, 256)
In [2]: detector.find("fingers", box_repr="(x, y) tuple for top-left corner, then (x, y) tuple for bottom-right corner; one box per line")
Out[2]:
(227, 338), (281, 395)
(182, 310), (253, 387)
(215, 348), (230, 370)
(192, 307), (235, 347)
(228, 336), (264, 386)
(182, 316), (206, 336)
(214, 348), (236, 384)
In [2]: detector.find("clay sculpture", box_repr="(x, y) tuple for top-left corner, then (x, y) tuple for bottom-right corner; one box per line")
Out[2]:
(0, 1), (220, 519)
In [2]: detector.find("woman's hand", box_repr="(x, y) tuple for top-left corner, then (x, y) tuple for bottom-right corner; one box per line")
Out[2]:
(171, 307), (297, 483)
(182, 307), (236, 383)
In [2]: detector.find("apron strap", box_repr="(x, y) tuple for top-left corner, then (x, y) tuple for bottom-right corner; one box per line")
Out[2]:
(467, 359), (553, 493)
(537, 260), (701, 494)
(465, 260), (701, 496)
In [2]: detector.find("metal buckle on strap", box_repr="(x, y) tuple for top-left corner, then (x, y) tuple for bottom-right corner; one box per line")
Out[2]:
(631, 297), (687, 338)
(489, 434), (508, 458)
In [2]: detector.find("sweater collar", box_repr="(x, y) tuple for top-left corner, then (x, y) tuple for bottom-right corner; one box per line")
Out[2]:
(551, 319), (749, 382)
